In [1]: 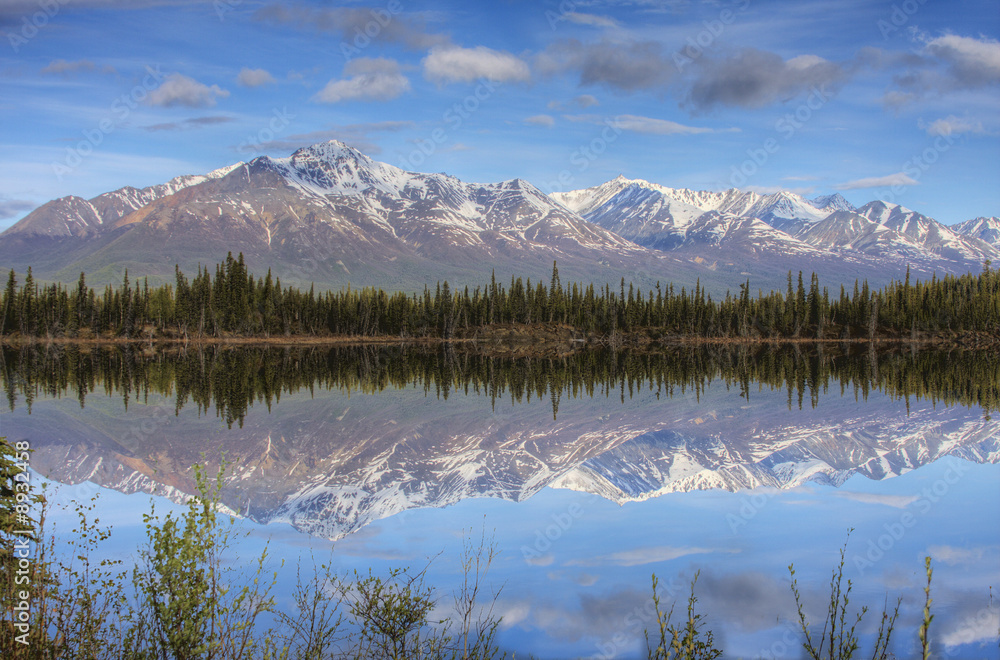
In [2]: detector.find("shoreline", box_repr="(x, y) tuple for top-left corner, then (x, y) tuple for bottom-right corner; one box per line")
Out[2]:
(2, 326), (997, 351)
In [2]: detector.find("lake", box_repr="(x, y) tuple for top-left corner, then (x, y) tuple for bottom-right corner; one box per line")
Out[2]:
(2, 343), (998, 659)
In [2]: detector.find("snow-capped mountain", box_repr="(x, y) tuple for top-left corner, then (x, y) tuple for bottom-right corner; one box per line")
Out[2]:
(799, 210), (927, 263)
(554, 176), (998, 281)
(952, 216), (1000, 249)
(552, 177), (854, 238)
(855, 201), (997, 264)
(1, 143), (996, 295)
(3, 163), (242, 239)
(0, 141), (700, 292)
(251, 142), (639, 257)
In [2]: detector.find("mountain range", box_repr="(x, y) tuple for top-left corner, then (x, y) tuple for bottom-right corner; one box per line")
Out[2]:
(1, 140), (997, 295)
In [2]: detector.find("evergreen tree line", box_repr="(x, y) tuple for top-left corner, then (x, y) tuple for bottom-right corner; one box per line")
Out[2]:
(4, 343), (997, 427)
(1, 254), (998, 340)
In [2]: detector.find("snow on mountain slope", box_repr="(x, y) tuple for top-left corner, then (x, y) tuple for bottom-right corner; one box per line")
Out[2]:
(810, 193), (855, 213)
(675, 211), (832, 257)
(2, 195), (106, 238)
(248, 141), (641, 257)
(4, 162), (242, 239)
(555, 179), (854, 235)
(800, 211), (927, 259)
(857, 201), (999, 264)
(553, 176), (739, 218)
(562, 181), (715, 250)
(551, 410), (1000, 504)
(259, 140), (428, 200)
(735, 191), (832, 235)
(552, 177), (831, 257)
(3, 140), (681, 293)
(550, 176), (996, 277)
(953, 216), (1000, 249)
(3, 143), (995, 293)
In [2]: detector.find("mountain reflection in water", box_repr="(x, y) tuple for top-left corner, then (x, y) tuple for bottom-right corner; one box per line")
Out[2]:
(2, 343), (996, 540)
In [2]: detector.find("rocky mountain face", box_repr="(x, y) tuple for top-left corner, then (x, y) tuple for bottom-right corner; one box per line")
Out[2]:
(1, 141), (995, 296)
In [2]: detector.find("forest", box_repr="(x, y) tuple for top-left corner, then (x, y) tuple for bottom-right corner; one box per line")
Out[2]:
(1, 254), (998, 341)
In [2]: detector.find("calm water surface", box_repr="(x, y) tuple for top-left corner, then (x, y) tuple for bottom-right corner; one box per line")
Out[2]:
(2, 344), (998, 659)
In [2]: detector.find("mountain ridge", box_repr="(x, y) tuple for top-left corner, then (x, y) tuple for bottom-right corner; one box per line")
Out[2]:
(1, 140), (995, 295)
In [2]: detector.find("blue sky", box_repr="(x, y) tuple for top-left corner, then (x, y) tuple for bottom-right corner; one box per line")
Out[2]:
(1, 0), (998, 231)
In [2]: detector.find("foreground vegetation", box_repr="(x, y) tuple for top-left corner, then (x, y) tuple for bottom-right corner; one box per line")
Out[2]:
(1, 255), (998, 342)
(2, 440), (989, 659)
(1, 449), (507, 660)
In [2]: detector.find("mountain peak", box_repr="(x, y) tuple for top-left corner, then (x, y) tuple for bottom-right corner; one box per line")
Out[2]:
(809, 193), (855, 213)
(253, 140), (416, 199)
(291, 140), (370, 163)
(952, 216), (1000, 248)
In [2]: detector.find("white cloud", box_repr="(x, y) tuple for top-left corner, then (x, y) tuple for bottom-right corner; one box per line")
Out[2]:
(925, 33), (1000, 86)
(146, 73), (230, 108)
(567, 545), (733, 567)
(41, 59), (96, 75)
(887, 34), (1000, 105)
(237, 67), (276, 88)
(423, 45), (530, 84)
(525, 114), (555, 128)
(614, 114), (736, 135)
(923, 115), (986, 136)
(565, 12), (621, 28)
(313, 58), (410, 103)
(942, 608), (1000, 648)
(497, 601), (531, 629)
(786, 54), (827, 70)
(835, 172), (919, 190)
(927, 544), (994, 565)
(833, 492), (919, 508)
(523, 552), (554, 566)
